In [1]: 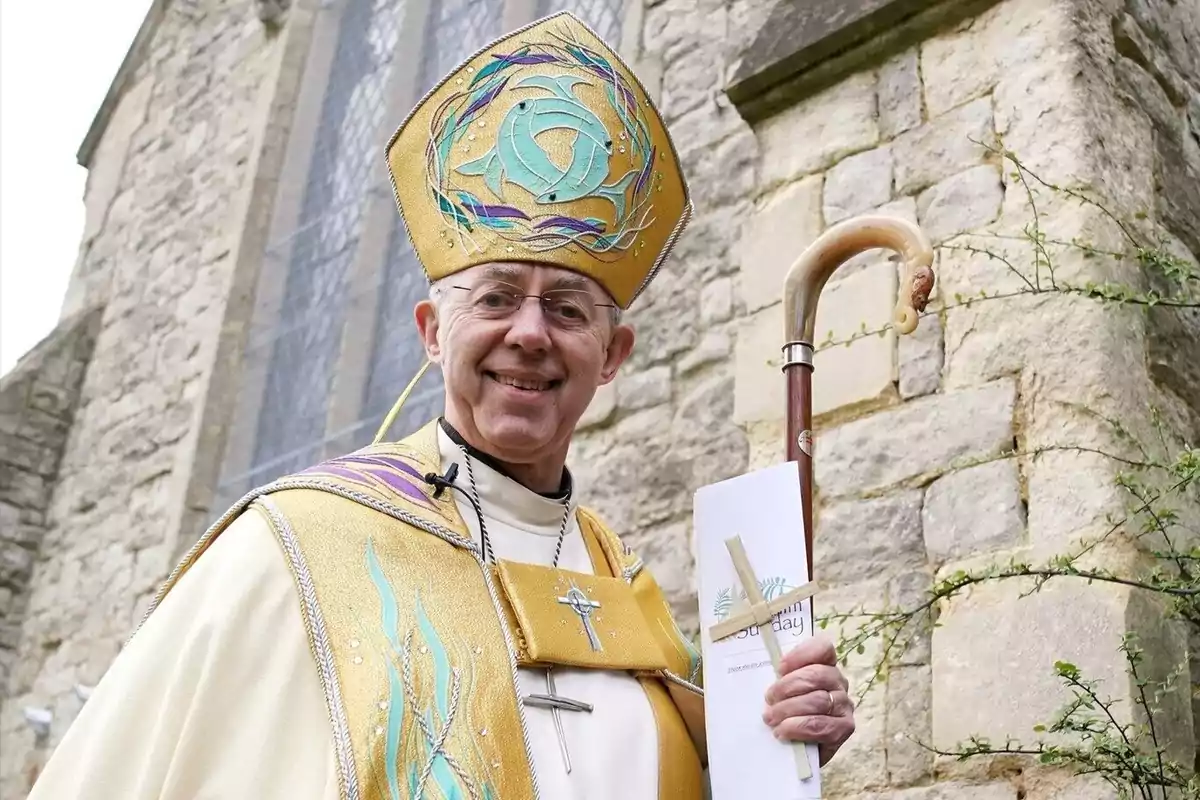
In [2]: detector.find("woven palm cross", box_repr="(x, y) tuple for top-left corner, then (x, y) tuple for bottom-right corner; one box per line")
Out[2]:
(707, 535), (819, 781)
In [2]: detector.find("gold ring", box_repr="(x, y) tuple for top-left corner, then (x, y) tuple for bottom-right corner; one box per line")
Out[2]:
(826, 690), (835, 716)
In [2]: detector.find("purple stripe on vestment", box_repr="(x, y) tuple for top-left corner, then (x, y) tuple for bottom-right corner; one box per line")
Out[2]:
(364, 468), (435, 508)
(336, 455), (425, 481)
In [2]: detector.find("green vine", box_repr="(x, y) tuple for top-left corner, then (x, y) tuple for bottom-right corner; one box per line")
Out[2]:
(814, 142), (1200, 798)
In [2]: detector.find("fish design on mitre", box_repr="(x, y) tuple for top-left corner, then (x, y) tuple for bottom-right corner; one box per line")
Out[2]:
(455, 73), (638, 220)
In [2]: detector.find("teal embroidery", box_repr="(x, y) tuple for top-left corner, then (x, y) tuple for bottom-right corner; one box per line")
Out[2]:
(367, 539), (406, 800)
(426, 20), (660, 260)
(667, 614), (703, 685)
(458, 74), (638, 220)
(365, 538), (498, 800)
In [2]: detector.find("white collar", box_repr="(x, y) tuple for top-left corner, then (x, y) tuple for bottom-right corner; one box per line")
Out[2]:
(436, 425), (576, 537)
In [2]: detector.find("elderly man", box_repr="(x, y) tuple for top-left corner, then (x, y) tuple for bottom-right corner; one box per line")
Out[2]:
(29, 12), (854, 799)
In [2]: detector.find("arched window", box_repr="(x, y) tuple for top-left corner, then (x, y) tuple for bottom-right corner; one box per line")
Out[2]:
(212, 0), (636, 513)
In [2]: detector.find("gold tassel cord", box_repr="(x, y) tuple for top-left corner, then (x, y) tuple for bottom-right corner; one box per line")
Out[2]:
(373, 359), (433, 445)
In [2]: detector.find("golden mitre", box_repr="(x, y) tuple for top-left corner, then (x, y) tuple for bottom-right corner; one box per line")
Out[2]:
(385, 11), (691, 309)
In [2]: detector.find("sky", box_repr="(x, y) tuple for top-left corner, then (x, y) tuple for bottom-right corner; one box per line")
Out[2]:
(0, 0), (155, 376)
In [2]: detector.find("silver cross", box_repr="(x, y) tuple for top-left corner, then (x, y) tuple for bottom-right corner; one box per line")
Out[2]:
(523, 668), (593, 773)
(557, 584), (602, 651)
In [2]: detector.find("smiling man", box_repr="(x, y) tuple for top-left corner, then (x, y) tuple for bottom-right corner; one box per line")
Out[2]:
(29, 12), (855, 800)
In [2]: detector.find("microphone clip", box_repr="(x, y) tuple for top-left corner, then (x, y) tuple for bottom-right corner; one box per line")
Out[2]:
(424, 462), (459, 499)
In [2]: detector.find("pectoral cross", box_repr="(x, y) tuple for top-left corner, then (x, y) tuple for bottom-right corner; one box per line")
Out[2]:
(557, 584), (602, 651)
(522, 667), (593, 773)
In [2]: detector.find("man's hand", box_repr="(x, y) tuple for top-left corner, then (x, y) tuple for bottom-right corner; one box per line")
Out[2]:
(761, 635), (855, 765)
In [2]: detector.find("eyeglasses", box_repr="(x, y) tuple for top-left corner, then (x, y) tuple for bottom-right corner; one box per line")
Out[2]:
(451, 281), (617, 330)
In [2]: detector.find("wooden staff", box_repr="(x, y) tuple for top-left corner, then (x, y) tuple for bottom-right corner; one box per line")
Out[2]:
(782, 215), (936, 580)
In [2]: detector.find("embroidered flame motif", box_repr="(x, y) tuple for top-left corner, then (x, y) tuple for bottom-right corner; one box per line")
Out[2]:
(366, 538), (499, 800)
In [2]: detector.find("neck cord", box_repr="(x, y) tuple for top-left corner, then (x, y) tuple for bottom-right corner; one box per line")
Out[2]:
(458, 445), (572, 568)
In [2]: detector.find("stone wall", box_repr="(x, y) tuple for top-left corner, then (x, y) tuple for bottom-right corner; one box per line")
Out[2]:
(577, 0), (1200, 796)
(0, 309), (101, 713)
(0, 1), (294, 794)
(1, 0), (1195, 796)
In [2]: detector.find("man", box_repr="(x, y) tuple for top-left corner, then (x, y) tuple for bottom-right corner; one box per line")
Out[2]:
(29, 12), (854, 799)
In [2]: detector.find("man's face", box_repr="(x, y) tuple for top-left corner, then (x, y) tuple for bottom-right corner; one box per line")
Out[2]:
(414, 262), (635, 464)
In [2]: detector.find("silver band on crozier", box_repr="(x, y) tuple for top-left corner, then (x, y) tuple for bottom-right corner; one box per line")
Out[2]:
(782, 341), (814, 370)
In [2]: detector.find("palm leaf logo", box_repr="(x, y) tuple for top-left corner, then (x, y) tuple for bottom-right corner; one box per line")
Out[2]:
(713, 588), (733, 621)
(759, 576), (792, 602)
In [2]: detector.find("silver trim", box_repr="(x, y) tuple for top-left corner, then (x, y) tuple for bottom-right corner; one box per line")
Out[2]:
(622, 557), (644, 583)
(781, 341), (814, 370)
(259, 497), (362, 800)
(661, 670), (704, 697)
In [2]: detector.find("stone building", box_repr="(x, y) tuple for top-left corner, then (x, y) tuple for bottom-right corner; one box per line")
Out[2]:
(1, 0), (1197, 796)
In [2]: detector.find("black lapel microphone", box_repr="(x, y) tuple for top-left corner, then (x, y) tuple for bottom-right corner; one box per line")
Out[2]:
(424, 462), (459, 499)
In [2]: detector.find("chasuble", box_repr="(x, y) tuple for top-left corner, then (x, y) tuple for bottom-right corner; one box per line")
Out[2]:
(28, 421), (706, 799)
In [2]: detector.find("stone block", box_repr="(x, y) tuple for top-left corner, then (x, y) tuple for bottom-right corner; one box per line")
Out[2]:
(932, 580), (1192, 771)
(1025, 449), (1125, 555)
(917, 165), (1004, 243)
(898, 309), (943, 399)
(1023, 771), (1120, 800)
(885, 665), (933, 786)
(625, 271), (699, 370)
(878, 48), (922, 139)
(682, 128), (759, 213)
(922, 0), (1062, 118)
(756, 72), (879, 188)
(738, 176), (824, 313)
(0, 436), (57, 478)
(1156, 127), (1200, 260)
(619, 366), (672, 412)
(811, 261), (899, 418)
(923, 459), (1024, 566)
(989, 11), (1081, 182)
(867, 782), (1018, 800)
(824, 146), (895, 225)
(660, 42), (721, 121)
(814, 489), (925, 586)
(815, 378), (1015, 498)
(677, 331), (731, 375)
(889, 570), (934, 667)
(0, 543), (33, 590)
(822, 679), (888, 795)
(643, 0), (703, 65)
(699, 277), (733, 324)
(733, 303), (784, 425)
(577, 381), (617, 431)
(939, 242), (1125, 390)
(0, 501), (20, 536)
(893, 98), (995, 196)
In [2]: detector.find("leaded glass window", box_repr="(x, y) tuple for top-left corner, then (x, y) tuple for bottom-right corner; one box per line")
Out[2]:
(357, 0), (506, 444)
(539, 0), (625, 43)
(214, 0), (407, 507)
